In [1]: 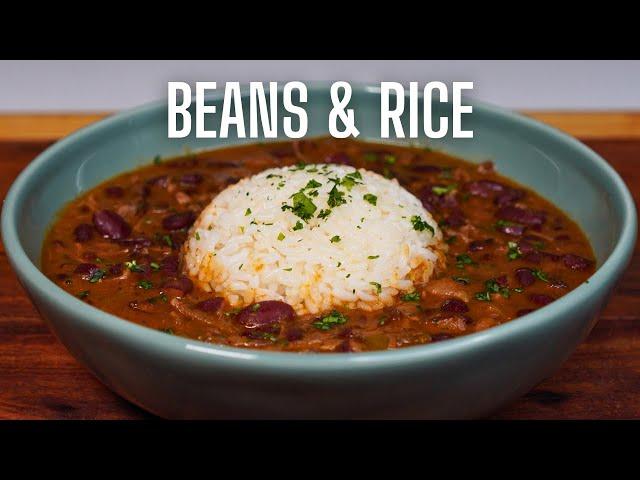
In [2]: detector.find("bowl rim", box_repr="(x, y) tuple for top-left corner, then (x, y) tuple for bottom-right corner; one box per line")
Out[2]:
(2, 83), (637, 372)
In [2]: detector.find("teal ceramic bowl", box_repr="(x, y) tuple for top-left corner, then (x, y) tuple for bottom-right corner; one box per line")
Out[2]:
(2, 85), (636, 418)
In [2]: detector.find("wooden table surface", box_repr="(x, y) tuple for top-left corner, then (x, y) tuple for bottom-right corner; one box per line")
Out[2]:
(1, 113), (638, 420)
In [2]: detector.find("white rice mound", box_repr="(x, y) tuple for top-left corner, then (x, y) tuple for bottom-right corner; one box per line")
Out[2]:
(183, 164), (446, 315)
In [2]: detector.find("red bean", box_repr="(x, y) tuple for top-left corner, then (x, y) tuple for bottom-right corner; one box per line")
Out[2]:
(236, 300), (295, 329)
(528, 294), (554, 306)
(160, 255), (179, 276)
(162, 211), (196, 231)
(163, 276), (193, 295)
(180, 173), (203, 185)
(73, 224), (93, 243)
(93, 210), (131, 240)
(496, 223), (526, 236)
(563, 254), (592, 271)
(495, 275), (508, 287)
(74, 263), (100, 280)
(147, 175), (169, 188)
(469, 238), (494, 252)
(286, 326), (304, 341)
(494, 188), (525, 206)
(108, 263), (124, 276)
(325, 152), (352, 165)
(516, 308), (536, 317)
(465, 180), (505, 198)
(515, 268), (536, 287)
(496, 206), (546, 226)
(441, 298), (469, 313)
(197, 297), (224, 312)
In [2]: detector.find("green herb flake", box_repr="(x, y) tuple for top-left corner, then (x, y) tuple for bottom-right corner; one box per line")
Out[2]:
(410, 215), (435, 235)
(401, 291), (421, 302)
(330, 235), (341, 243)
(159, 327), (174, 335)
(475, 291), (491, 302)
(283, 267), (293, 272)
(455, 254), (477, 269)
(317, 209), (332, 220)
(367, 255), (380, 259)
(282, 191), (317, 221)
(303, 179), (322, 190)
(370, 282), (382, 294)
(153, 155), (162, 165)
(150, 262), (160, 271)
(432, 183), (458, 196)
(277, 232), (286, 241)
(125, 260), (144, 273)
(532, 269), (549, 282)
(245, 208), (252, 216)
(88, 269), (106, 283)
(327, 184), (347, 208)
(293, 220), (304, 231)
(507, 241), (522, 261)
(363, 193), (378, 206)
(313, 310), (348, 331)
(77, 290), (89, 299)
(452, 276), (471, 285)
(195, 231), (201, 240)
(137, 280), (153, 290)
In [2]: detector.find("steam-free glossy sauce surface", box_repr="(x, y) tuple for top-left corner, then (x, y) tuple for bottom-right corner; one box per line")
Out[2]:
(41, 138), (595, 352)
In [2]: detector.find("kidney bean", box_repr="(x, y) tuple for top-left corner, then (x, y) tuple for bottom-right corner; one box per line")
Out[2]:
(516, 308), (536, 317)
(496, 206), (546, 226)
(495, 275), (508, 287)
(197, 297), (224, 312)
(163, 276), (193, 295)
(74, 263), (100, 280)
(147, 175), (169, 188)
(325, 152), (352, 165)
(465, 180), (505, 197)
(160, 255), (179, 276)
(542, 252), (561, 262)
(93, 210), (131, 240)
(515, 268), (536, 287)
(117, 236), (152, 248)
(162, 211), (196, 231)
(180, 173), (203, 185)
(494, 188), (525, 206)
(563, 254), (592, 271)
(441, 298), (469, 313)
(529, 294), (554, 306)
(73, 224), (93, 243)
(236, 300), (295, 329)
(496, 223), (526, 236)
(444, 212), (466, 227)
(469, 238), (494, 252)
(522, 252), (542, 264)
(105, 186), (124, 198)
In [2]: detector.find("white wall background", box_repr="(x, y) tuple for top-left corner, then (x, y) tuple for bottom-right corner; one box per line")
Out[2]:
(1, 60), (639, 112)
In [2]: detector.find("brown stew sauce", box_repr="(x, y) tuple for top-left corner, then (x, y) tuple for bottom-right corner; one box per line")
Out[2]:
(41, 138), (595, 352)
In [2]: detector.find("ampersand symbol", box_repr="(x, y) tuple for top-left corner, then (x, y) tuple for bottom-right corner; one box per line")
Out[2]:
(329, 82), (360, 138)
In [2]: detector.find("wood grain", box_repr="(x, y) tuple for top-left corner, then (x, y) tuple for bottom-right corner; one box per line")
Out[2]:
(0, 116), (638, 419)
(2, 112), (640, 141)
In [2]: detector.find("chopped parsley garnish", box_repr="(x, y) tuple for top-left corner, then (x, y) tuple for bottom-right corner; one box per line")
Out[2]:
(159, 327), (174, 335)
(370, 282), (382, 294)
(363, 152), (378, 162)
(251, 303), (261, 312)
(277, 232), (285, 241)
(363, 193), (377, 206)
(327, 184), (346, 208)
(507, 241), (522, 261)
(445, 235), (458, 245)
(313, 310), (348, 330)
(475, 291), (491, 302)
(303, 179), (322, 190)
(452, 276), (471, 285)
(401, 291), (421, 302)
(77, 290), (89, 299)
(293, 220), (304, 231)
(162, 234), (173, 248)
(290, 162), (307, 171)
(224, 307), (243, 317)
(266, 174), (282, 179)
(383, 154), (396, 165)
(137, 280), (153, 290)
(432, 183), (458, 196)
(150, 262), (160, 271)
(367, 255), (380, 259)
(125, 260), (145, 273)
(88, 269), (106, 283)
(330, 235), (341, 243)
(340, 171), (363, 190)
(282, 191), (317, 221)
(532, 269), (549, 282)
(153, 155), (162, 165)
(245, 208), (251, 216)
(410, 215), (435, 235)
(317, 209), (332, 220)
(283, 267), (292, 271)
(195, 231), (201, 240)
(455, 254), (477, 269)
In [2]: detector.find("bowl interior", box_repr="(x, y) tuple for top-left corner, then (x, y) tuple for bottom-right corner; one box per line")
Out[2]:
(10, 86), (626, 274)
